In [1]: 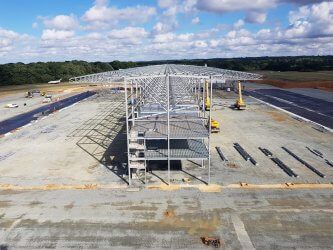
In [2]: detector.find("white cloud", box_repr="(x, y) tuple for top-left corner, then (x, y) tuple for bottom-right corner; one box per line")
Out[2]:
(192, 17), (200, 24)
(41, 29), (75, 40)
(193, 40), (207, 48)
(156, 20), (178, 36)
(280, 0), (323, 5)
(44, 14), (78, 30)
(82, 1), (156, 29)
(183, 0), (197, 13)
(0, 28), (20, 40)
(85, 32), (103, 40)
(178, 33), (194, 41)
(163, 5), (178, 16)
(152, 22), (164, 34)
(0, 28), (20, 52)
(221, 28), (256, 47)
(155, 0), (197, 37)
(152, 22), (176, 35)
(153, 32), (176, 43)
(158, 0), (197, 17)
(2, 0), (333, 63)
(256, 29), (272, 39)
(157, 0), (177, 9)
(108, 27), (147, 39)
(196, 0), (275, 13)
(234, 19), (245, 29)
(108, 27), (147, 45)
(32, 22), (38, 29)
(0, 28), (32, 57)
(286, 2), (333, 38)
(210, 39), (220, 48)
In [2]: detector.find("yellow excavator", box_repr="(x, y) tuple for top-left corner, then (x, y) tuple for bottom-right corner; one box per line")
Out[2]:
(204, 80), (220, 133)
(234, 81), (246, 110)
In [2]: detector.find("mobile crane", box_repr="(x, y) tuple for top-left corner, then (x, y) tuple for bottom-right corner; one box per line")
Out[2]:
(234, 81), (246, 110)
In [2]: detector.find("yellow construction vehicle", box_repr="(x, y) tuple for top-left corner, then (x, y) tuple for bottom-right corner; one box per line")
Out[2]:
(204, 80), (211, 111)
(206, 118), (220, 133)
(234, 81), (246, 110)
(210, 119), (220, 133)
(25, 91), (33, 98)
(204, 80), (220, 132)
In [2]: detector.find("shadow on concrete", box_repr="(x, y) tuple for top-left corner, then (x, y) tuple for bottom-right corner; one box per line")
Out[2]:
(0, 245), (8, 250)
(148, 160), (182, 171)
(188, 159), (202, 167)
(181, 169), (208, 185)
(68, 92), (128, 184)
(68, 91), (209, 186)
(144, 160), (182, 185)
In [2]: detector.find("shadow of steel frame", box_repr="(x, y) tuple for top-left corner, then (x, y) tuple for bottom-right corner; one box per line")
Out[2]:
(68, 91), (128, 184)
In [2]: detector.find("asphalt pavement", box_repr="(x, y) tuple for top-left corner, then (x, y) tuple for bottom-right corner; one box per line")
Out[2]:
(245, 89), (333, 129)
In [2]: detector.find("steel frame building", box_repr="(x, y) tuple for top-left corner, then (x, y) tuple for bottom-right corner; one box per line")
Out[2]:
(70, 64), (261, 185)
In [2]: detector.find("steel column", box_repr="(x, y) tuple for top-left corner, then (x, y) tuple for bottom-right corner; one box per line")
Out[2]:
(125, 79), (131, 185)
(208, 76), (212, 184)
(167, 74), (171, 185)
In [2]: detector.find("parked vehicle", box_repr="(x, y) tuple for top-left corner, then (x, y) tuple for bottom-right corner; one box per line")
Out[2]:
(5, 103), (19, 108)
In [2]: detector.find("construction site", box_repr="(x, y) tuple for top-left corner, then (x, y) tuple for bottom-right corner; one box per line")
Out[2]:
(0, 64), (332, 249)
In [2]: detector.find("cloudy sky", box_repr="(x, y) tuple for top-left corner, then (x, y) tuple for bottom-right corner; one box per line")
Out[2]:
(0, 0), (332, 63)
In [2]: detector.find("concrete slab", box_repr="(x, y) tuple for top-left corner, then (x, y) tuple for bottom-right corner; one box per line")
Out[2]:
(0, 189), (332, 249)
(0, 88), (332, 248)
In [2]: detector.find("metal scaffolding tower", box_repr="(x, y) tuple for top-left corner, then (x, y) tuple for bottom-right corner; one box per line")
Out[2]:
(125, 75), (211, 185)
(70, 64), (261, 185)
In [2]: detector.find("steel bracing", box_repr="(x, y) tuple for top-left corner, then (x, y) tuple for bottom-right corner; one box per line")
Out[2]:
(125, 75), (212, 185)
(70, 64), (261, 185)
(69, 64), (261, 83)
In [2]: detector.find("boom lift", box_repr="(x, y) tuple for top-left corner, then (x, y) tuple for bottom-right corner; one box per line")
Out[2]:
(204, 80), (220, 133)
(234, 81), (246, 110)
(204, 80), (211, 111)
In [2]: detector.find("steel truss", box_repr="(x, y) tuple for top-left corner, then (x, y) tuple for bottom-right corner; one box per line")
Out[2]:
(69, 64), (261, 83)
(125, 74), (213, 185)
(70, 64), (261, 185)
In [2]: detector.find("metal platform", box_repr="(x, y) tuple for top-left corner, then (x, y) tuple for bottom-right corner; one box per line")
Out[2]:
(131, 117), (208, 139)
(145, 139), (208, 160)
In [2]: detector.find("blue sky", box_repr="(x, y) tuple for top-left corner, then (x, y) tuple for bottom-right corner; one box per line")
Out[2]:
(0, 0), (332, 63)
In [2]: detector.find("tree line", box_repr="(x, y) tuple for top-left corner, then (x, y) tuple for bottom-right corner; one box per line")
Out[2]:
(137, 56), (333, 72)
(0, 60), (136, 86)
(0, 56), (332, 86)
